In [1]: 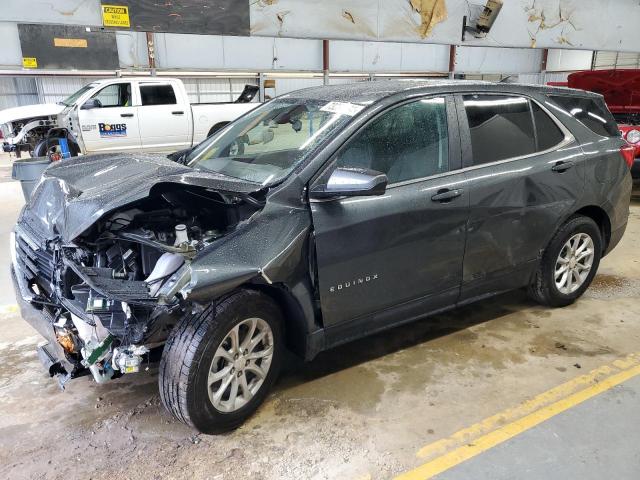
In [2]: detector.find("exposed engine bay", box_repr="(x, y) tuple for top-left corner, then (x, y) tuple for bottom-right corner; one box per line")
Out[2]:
(13, 184), (262, 386)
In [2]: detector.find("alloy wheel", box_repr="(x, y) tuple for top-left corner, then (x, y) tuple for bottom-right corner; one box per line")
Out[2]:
(554, 233), (595, 294)
(207, 317), (274, 413)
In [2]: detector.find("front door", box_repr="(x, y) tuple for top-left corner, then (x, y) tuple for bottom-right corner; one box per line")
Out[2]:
(78, 82), (142, 153)
(457, 93), (584, 299)
(310, 96), (470, 328)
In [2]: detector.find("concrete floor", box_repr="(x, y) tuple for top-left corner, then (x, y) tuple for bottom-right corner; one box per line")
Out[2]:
(1, 152), (640, 479)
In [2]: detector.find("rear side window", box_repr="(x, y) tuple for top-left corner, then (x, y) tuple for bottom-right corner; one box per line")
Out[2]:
(531, 102), (566, 151)
(463, 94), (536, 165)
(140, 84), (177, 106)
(548, 95), (619, 137)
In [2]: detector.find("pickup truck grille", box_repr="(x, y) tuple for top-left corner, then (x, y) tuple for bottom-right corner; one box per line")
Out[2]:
(14, 225), (55, 295)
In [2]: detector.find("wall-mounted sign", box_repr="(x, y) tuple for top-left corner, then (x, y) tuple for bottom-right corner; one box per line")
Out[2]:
(18, 24), (119, 70)
(101, 5), (130, 28)
(99, 0), (249, 36)
(22, 57), (37, 69)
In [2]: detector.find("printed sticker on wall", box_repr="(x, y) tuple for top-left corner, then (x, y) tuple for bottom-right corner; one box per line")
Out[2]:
(101, 5), (131, 28)
(99, 123), (127, 137)
(22, 57), (37, 69)
(53, 38), (88, 48)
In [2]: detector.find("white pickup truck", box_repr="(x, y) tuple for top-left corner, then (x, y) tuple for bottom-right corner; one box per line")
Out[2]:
(0, 77), (259, 157)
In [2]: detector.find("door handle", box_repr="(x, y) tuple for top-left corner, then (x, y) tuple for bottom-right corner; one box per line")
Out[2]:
(172, 111), (185, 115)
(551, 160), (575, 172)
(120, 113), (134, 118)
(431, 188), (463, 203)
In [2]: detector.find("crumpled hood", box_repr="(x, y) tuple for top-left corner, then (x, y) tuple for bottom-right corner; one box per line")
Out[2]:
(20, 152), (262, 242)
(0, 103), (65, 125)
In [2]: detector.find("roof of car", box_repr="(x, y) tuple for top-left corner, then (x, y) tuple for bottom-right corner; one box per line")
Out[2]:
(283, 79), (600, 104)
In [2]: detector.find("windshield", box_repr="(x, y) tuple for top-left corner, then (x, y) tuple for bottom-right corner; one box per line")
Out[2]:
(186, 98), (360, 185)
(59, 84), (97, 106)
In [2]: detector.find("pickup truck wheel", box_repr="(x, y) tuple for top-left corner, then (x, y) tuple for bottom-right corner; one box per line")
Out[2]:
(32, 138), (78, 158)
(528, 215), (602, 307)
(159, 290), (283, 434)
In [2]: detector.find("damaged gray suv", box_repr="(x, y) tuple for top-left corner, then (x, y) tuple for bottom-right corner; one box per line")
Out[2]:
(11, 81), (632, 433)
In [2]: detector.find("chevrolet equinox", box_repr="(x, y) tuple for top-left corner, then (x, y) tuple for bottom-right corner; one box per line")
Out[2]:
(11, 81), (632, 433)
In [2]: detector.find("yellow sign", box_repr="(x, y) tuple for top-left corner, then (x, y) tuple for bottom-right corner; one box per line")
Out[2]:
(101, 4), (130, 28)
(22, 57), (37, 69)
(53, 38), (88, 48)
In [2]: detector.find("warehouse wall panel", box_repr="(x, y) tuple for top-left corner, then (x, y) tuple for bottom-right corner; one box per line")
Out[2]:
(155, 35), (322, 71)
(116, 31), (150, 69)
(0, 0), (102, 26)
(250, 0), (640, 53)
(546, 49), (593, 72)
(331, 41), (449, 72)
(456, 47), (543, 74)
(0, 23), (22, 68)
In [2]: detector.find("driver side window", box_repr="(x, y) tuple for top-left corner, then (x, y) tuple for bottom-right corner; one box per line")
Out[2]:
(335, 97), (449, 184)
(91, 83), (132, 108)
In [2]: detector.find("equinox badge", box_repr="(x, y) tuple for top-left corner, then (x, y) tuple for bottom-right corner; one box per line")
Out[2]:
(329, 274), (379, 293)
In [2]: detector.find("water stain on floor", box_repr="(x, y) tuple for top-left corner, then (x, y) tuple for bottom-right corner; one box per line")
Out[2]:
(586, 274), (640, 299)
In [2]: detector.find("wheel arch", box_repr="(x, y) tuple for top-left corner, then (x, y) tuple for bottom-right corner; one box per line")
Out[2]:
(572, 205), (611, 253)
(242, 282), (322, 360)
(207, 122), (230, 138)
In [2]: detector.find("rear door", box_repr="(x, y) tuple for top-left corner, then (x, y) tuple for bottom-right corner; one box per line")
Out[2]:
(78, 82), (142, 153)
(310, 96), (470, 329)
(136, 82), (192, 152)
(457, 93), (585, 300)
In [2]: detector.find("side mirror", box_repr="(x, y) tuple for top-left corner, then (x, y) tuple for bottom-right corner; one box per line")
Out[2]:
(310, 167), (388, 199)
(81, 98), (102, 110)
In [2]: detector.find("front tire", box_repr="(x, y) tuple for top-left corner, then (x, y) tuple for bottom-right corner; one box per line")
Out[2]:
(32, 137), (79, 158)
(159, 290), (283, 434)
(528, 215), (602, 307)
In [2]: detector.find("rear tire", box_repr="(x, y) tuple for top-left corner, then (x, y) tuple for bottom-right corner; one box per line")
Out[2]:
(159, 290), (283, 434)
(528, 215), (602, 307)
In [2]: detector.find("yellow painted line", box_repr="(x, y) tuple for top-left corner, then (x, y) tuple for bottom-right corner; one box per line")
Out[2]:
(0, 304), (18, 315)
(395, 357), (640, 480)
(415, 356), (640, 461)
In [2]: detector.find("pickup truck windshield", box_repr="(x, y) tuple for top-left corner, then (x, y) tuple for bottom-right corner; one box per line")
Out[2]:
(187, 98), (358, 185)
(59, 84), (97, 106)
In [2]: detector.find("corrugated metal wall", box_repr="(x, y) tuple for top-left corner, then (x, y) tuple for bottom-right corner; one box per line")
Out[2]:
(0, 78), (38, 109)
(0, 76), (260, 110)
(594, 51), (640, 69)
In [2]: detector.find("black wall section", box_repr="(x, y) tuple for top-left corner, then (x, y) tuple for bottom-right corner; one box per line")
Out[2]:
(18, 24), (119, 70)
(101, 0), (250, 36)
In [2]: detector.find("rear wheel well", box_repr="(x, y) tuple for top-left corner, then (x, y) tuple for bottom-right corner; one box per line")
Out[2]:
(207, 122), (230, 138)
(574, 205), (611, 252)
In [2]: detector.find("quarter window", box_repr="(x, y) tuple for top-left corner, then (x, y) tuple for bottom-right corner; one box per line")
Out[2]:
(548, 95), (620, 137)
(463, 94), (536, 165)
(140, 84), (177, 106)
(531, 102), (565, 151)
(90, 83), (131, 108)
(335, 97), (449, 184)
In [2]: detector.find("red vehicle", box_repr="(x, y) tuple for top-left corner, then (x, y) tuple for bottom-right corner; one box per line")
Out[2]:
(566, 69), (640, 180)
